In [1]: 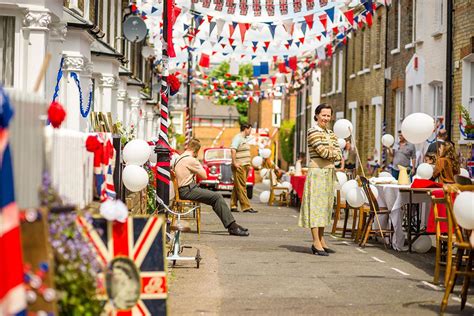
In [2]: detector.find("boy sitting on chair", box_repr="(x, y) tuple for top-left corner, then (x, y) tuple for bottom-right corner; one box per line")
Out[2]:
(173, 138), (249, 237)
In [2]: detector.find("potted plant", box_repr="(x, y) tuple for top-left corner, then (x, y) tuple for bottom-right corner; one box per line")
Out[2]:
(458, 104), (474, 139)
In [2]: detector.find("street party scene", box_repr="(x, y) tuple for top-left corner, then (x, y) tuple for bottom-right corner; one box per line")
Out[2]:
(1, 0), (474, 315)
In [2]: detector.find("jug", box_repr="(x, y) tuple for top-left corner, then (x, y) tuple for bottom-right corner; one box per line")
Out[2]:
(397, 165), (410, 185)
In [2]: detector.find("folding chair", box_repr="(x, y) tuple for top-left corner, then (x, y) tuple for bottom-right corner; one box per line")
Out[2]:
(268, 169), (290, 206)
(331, 189), (359, 239)
(170, 170), (202, 234)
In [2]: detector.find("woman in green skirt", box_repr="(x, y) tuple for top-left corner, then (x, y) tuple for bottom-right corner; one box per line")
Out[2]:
(298, 104), (342, 256)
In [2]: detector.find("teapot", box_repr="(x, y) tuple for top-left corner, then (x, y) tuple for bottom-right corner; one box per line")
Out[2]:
(397, 165), (410, 185)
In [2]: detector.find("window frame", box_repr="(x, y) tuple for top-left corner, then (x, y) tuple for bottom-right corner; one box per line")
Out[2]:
(0, 15), (16, 87)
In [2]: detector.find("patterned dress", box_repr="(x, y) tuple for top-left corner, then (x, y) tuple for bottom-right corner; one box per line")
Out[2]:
(298, 124), (342, 228)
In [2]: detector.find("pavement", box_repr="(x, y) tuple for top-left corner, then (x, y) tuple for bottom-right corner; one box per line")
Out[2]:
(167, 184), (474, 315)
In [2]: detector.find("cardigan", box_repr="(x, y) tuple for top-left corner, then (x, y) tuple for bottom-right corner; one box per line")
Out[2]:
(307, 124), (342, 168)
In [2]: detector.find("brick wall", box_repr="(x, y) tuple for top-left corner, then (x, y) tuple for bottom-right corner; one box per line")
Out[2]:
(345, 5), (387, 172)
(194, 125), (240, 158)
(320, 45), (346, 115)
(452, 0), (474, 154)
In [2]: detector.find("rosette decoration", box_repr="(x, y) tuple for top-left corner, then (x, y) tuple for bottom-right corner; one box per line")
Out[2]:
(168, 73), (181, 96)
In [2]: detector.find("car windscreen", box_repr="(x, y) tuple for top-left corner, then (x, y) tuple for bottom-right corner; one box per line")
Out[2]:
(205, 149), (231, 161)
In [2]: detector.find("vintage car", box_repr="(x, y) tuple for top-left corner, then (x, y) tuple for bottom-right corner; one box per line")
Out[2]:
(197, 147), (255, 198)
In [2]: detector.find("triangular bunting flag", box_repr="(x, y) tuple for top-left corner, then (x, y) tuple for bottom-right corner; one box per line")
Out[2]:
(287, 39), (293, 46)
(344, 9), (354, 25)
(304, 14), (314, 29)
(231, 45), (236, 51)
(365, 12), (373, 27)
(229, 24), (236, 37)
(151, 6), (158, 14)
(239, 23), (248, 42)
(218, 36), (224, 42)
(301, 22), (307, 35)
(299, 37), (305, 44)
(319, 14), (327, 30)
(283, 19), (294, 35)
(364, 0), (373, 14)
(264, 41), (270, 49)
(216, 19), (225, 36)
(209, 21), (216, 35)
(229, 38), (234, 45)
(295, 42), (301, 47)
(207, 15), (213, 23)
(194, 14), (203, 26)
(325, 7), (335, 23)
(200, 39), (205, 45)
(268, 24), (277, 39)
(252, 47), (258, 53)
(271, 76), (276, 86)
(284, 44), (290, 49)
(252, 41), (258, 47)
(184, 24), (190, 31)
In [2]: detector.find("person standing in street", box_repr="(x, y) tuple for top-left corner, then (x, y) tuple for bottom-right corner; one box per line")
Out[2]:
(230, 123), (257, 213)
(298, 104), (342, 256)
(387, 131), (416, 179)
(174, 139), (249, 236)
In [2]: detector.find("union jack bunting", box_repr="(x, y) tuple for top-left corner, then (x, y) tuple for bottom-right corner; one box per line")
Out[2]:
(215, 0), (223, 11)
(293, 0), (302, 13)
(239, 0), (248, 15)
(253, 0), (261, 15)
(192, 0), (199, 3)
(77, 216), (167, 315)
(279, 0), (288, 14)
(319, 0), (328, 6)
(306, 0), (314, 10)
(202, 0), (211, 8)
(266, 0), (275, 16)
(227, 3), (236, 14)
(0, 87), (26, 316)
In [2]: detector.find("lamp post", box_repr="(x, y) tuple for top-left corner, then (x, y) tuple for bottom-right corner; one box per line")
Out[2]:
(155, 0), (172, 210)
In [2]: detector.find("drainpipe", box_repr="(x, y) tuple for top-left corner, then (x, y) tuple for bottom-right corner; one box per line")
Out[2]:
(445, 0), (454, 140)
(383, 4), (390, 126)
(344, 41), (348, 117)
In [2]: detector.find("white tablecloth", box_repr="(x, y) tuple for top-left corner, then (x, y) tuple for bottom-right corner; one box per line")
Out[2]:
(374, 184), (432, 251)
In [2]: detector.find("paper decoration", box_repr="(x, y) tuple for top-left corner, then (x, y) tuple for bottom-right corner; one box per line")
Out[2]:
(199, 53), (210, 67)
(304, 14), (314, 29)
(253, 0), (262, 16)
(344, 9), (354, 25)
(266, 0), (275, 16)
(306, 0), (314, 10)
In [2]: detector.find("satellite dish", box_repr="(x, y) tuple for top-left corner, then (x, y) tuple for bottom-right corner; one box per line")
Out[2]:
(123, 16), (147, 42)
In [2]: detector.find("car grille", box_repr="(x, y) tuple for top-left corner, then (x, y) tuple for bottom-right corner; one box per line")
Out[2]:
(220, 163), (233, 183)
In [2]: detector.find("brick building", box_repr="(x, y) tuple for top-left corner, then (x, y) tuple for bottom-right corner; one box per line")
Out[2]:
(451, 0), (474, 152)
(345, 4), (387, 169)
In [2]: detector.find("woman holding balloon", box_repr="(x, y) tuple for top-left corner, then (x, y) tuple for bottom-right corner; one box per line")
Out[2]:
(298, 104), (342, 256)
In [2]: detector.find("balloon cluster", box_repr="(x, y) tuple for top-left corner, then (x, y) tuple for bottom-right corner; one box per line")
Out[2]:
(122, 139), (152, 192)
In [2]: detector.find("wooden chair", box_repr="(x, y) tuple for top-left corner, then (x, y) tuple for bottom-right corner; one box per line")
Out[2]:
(429, 190), (452, 287)
(170, 171), (202, 234)
(355, 205), (371, 243)
(358, 176), (393, 248)
(268, 169), (290, 207)
(441, 184), (474, 313)
(331, 190), (359, 239)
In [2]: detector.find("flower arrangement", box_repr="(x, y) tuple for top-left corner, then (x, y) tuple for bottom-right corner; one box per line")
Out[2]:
(41, 172), (103, 315)
(116, 121), (136, 146)
(458, 104), (474, 138)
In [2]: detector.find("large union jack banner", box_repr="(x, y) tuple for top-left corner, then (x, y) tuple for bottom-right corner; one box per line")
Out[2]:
(77, 215), (167, 316)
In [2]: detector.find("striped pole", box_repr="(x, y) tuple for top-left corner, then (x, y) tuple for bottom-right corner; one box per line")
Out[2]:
(155, 0), (172, 209)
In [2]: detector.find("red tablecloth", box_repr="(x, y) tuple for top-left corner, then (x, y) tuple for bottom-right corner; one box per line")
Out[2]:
(426, 189), (456, 234)
(290, 175), (306, 199)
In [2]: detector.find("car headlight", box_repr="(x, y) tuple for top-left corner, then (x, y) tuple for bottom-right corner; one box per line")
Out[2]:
(210, 166), (217, 174)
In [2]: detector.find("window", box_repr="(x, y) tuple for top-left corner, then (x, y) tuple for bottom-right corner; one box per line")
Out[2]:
(272, 99), (282, 127)
(0, 16), (15, 87)
(360, 30), (365, 71)
(391, 0), (401, 52)
(337, 50), (343, 93)
(351, 34), (356, 75)
(395, 89), (405, 133)
(431, 83), (444, 119)
(332, 54), (336, 93)
(364, 26), (371, 69)
(375, 16), (382, 65)
(408, 0), (417, 44)
(434, 0), (444, 34)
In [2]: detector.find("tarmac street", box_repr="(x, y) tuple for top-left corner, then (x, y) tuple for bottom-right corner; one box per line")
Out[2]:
(167, 185), (474, 315)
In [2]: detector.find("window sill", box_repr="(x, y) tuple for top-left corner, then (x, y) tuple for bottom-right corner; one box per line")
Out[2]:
(390, 48), (400, 55)
(405, 42), (415, 49)
(357, 70), (365, 76)
(349, 74), (356, 79)
(321, 93), (327, 98)
(373, 64), (382, 70)
(363, 68), (371, 74)
(336, 89), (342, 94)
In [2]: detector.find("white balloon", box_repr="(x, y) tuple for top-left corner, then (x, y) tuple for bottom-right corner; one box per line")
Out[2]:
(261, 148), (272, 158)
(100, 200), (129, 222)
(333, 119), (353, 139)
(123, 139), (151, 165)
(416, 163), (434, 179)
(412, 235), (432, 253)
(346, 187), (365, 208)
(262, 179), (271, 187)
(260, 168), (270, 179)
(148, 146), (157, 164)
(381, 134), (395, 147)
(259, 191), (271, 203)
(401, 113), (435, 144)
(336, 172), (348, 186)
(454, 192), (474, 229)
(252, 156), (263, 168)
(362, 184), (379, 203)
(460, 168), (470, 178)
(341, 179), (358, 200)
(379, 171), (393, 178)
(122, 165), (149, 192)
(337, 138), (346, 150)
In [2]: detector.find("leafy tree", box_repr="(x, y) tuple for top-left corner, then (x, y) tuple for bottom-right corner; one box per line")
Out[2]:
(279, 120), (295, 164)
(196, 62), (253, 124)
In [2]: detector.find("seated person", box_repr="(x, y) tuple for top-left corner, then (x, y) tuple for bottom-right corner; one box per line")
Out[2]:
(432, 141), (460, 184)
(262, 157), (289, 182)
(423, 152), (436, 166)
(173, 139), (249, 236)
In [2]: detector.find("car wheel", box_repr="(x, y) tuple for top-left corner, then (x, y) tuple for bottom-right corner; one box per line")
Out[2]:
(246, 186), (253, 199)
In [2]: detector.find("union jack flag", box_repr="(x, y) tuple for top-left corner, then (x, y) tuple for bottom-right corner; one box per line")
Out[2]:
(266, 0), (275, 16)
(240, 0), (248, 15)
(202, 0), (211, 8)
(279, 0), (288, 14)
(77, 216), (167, 315)
(253, 0), (261, 16)
(294, 0), (302, 12)
(306, 0), (314, 10)
(215, 0), (223, 11)
(0, 87), (26, 316)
